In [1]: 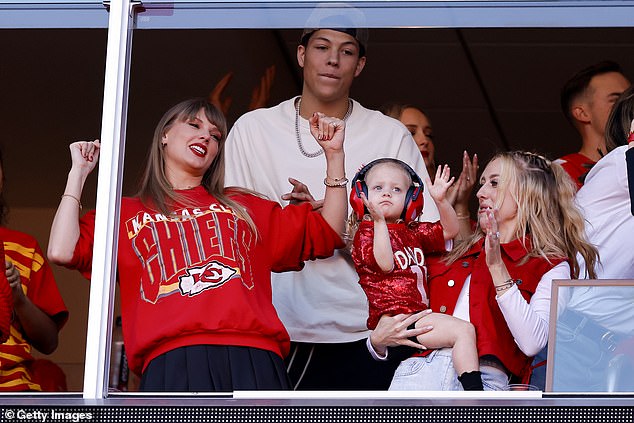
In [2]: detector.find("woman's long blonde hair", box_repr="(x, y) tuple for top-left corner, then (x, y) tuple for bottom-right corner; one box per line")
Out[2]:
(136, 98), (257, 234)
(445, 151), (598, 279)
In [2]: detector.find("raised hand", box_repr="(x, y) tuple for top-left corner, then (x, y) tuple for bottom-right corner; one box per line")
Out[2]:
(69, 139), (100, 178)
(309, 112), (345, 154)
(447, 151), (478, 208)
(208, 72), (233, 115)
(482, 209), (503, 267)
(209, 66), (276, 115)
(5, 258), (58, 354)
(5, 259), (23, 305)
(359, 191), (385, 223)
(248, 65), (276, 111)
(281, 177), (324, 210)
(426, 164), (455, 203)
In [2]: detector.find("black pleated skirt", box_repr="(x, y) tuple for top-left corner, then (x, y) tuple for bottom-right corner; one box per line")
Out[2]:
(139, 345), (291, 392)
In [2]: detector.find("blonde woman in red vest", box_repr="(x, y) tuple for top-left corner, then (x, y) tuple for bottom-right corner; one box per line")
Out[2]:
(368, 151), (598, 390)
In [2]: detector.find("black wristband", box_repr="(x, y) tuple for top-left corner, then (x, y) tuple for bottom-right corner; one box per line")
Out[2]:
(626, 147), (634, 216)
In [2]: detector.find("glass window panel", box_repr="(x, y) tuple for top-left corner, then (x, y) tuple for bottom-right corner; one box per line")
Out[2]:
(4, 0), (633, 399)
(547, 281), (634, 392)
(0, 1), (108, 28)
(133, 1), (634, 29)
(0, 27), (107, 393)
(121, 23), (634, 395)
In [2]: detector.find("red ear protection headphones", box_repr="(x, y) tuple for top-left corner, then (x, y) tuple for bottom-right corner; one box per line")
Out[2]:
(349, 158), (424, 223)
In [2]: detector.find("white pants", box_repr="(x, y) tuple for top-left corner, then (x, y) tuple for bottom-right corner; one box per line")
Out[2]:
(389, 348), (510, 391)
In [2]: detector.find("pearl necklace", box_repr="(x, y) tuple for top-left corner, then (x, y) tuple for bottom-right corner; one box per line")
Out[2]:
(294, 97), (353, 158)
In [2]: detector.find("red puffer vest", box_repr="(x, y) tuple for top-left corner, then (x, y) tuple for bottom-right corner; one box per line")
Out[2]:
(422, 237), (565, 380)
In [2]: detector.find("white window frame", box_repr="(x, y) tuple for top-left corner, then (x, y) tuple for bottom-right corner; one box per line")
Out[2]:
(2, 0), (633, 400)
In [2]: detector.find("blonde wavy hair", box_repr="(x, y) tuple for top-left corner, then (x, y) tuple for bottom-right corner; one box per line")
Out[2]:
(136, 98), (257, 235)
(445, 151), (598, 279)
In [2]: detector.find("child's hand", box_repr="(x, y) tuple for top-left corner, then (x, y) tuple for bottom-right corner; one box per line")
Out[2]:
(309, 112), (345, 154)
(360, 191), (386, 223)
(425, 164), (454, 203)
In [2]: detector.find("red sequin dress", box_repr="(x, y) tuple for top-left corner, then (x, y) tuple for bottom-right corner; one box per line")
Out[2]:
(352, 220), (446, 329)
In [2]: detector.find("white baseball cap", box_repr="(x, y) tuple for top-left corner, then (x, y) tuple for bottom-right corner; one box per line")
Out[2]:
(300, 3), (369, 56)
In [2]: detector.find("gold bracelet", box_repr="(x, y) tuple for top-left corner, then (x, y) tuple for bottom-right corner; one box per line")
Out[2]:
(495, 278), (522, 292)
(457, 216), (470, 220)
(62, 194), (83, 210)
(456, 213), (470, 218)
(324, 176), (348, 188)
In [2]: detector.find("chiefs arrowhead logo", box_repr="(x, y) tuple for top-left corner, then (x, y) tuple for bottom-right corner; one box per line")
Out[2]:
(179, 261), (237, 297)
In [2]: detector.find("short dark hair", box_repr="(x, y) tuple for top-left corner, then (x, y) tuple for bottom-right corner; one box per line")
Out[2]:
(560, 60), (625, 126)
(300, 28), (367, 57)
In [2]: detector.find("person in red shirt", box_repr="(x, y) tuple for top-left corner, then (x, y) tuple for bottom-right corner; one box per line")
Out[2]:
(368, 151), (599, 390)
(0, 148), (68, 391)
(47, 98), (348, 392)
(556, 61), (630, 189)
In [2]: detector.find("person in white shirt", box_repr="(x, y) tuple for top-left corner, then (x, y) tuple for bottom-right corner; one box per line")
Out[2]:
(224, 7), (438, 389)
(553, 87), (634, 392)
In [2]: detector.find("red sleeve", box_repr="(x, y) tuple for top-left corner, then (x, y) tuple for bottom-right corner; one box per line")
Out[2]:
(26, 245), (68, 329)
(2, 231), (69, 329)
(240, 195), (344, 272)
(0, 251), (11, 342)
(69, 210), (96, 280)
(413, 221), (446, 253)
(557, 153), (594, 189)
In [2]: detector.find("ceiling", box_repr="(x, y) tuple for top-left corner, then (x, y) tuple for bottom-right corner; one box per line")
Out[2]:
(1, 26), (633, 211)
